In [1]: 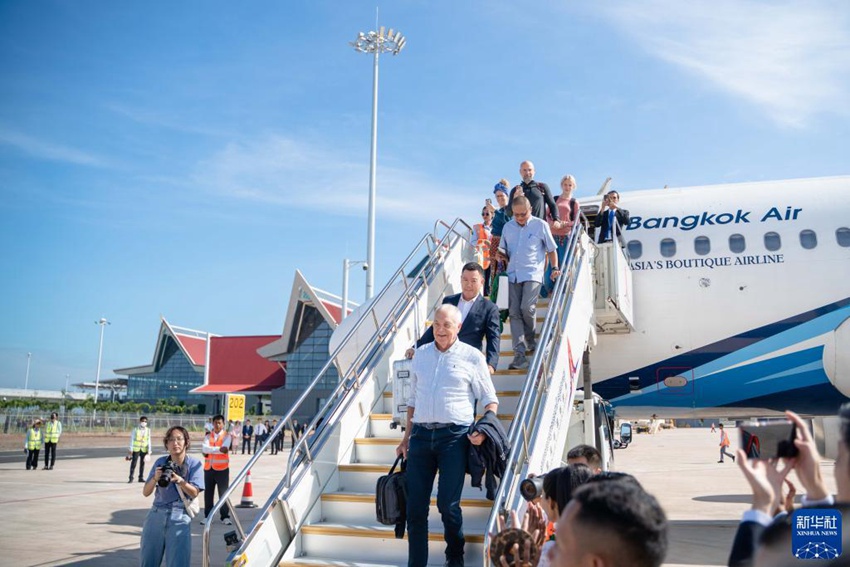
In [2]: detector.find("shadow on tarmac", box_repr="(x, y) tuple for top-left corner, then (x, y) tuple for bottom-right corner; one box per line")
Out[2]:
(665, 519), (740, 566)
(692, 494), (755, 504)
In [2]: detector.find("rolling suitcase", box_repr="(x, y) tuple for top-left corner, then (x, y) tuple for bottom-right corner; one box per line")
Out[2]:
(391, 359), (413, 430)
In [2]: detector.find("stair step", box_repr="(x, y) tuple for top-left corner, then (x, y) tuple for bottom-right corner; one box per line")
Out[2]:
(321, 492), (491, 508)
(301, 523), (486, 543)
(338, 464), (492, 498)
(297, 523), (485, 564)
(320, 491), (492, 531)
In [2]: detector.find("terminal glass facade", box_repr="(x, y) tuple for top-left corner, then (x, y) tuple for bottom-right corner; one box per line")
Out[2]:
(285, 317), (338, 390)
(126, 337), (206, 406)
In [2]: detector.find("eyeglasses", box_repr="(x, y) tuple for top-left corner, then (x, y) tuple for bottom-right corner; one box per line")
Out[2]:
(482, 212), (492, 216)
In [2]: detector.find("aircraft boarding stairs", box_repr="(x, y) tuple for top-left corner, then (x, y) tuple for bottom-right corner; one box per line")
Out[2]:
(203, 217), (632, 567)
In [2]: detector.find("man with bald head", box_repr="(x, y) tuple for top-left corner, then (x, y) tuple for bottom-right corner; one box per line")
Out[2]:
(397, 304), (499, 567)
(508, 161), (563, 226)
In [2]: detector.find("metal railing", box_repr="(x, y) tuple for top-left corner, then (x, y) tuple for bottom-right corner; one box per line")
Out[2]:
(202, 217), (475, 567)
(482, 220), (593, 561)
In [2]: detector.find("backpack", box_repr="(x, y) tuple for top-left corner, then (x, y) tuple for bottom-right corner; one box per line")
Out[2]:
(556, 195), (578, 222)
(375, 455), (407, 538)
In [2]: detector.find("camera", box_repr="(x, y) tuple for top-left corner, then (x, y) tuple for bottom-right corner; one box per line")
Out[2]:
(519, 475), (545, 502)
(362, 263), (369, 271)
(739, 421), (799, 460)
(158, 459), (175, 487)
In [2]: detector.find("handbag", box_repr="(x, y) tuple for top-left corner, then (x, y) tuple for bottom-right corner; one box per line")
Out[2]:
(375, 455), (407, 539)
(176, 483), (200, 518)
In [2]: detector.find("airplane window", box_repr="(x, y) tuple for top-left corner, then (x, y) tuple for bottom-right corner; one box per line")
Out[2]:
(660, 238), (676, 258)
(800, 229), (818, 250)
(729, 234), (746, 253)
(694, 236), (710, 255)
(764, 232), (781, 251)
(627, 240), (643, 259)
(836, 227), (850, 247)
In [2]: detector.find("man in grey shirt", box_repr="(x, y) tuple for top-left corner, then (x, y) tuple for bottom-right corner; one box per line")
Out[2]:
(499, 195), (559, 369)
(396, 304), (498, 567)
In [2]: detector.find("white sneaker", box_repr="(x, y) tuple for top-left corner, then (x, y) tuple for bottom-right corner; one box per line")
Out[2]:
(223, 518), (233, 525)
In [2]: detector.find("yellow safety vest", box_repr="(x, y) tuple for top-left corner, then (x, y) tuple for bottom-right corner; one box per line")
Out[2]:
(27, 428), (42, 450)
(45, 421), (61, 443)
(203, 431), (229, 471)
(132, 427), (150, 452)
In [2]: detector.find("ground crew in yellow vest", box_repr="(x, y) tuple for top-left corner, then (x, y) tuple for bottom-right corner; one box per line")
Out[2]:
(200, 414), (233, 525)
(127, 416), (152, 483)
(24, 419), (43, 470)
(43, 412), (62, 470)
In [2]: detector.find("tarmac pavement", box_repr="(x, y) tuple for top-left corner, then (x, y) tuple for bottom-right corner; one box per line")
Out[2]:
(0, 428), (839, 566)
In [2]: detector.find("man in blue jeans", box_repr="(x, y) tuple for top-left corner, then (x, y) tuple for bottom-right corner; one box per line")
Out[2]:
(397, 304), (499, 567)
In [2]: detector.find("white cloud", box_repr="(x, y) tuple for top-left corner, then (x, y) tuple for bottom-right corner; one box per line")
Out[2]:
(0, 129), (108, 166)
(601, 0), (850, 127)
(192, 134), (482, 220)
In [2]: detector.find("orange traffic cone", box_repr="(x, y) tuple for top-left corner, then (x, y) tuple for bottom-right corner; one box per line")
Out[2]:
(237, 469), (258, 508)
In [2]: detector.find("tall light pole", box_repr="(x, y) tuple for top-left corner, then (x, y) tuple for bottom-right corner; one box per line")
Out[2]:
(24, 352), (31, 390)
(94, 318), (110, 405)
(342, 259), (368, 320)
(350, 25), (406, 299)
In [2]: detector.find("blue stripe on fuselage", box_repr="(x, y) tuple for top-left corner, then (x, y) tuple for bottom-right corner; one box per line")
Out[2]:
(596, 297), (850, 413)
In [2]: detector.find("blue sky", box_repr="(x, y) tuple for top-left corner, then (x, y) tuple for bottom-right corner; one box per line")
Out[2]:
(1, 1), (848, 391)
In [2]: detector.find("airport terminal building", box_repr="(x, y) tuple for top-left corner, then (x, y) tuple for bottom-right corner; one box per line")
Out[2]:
(115, 271), (349, 419)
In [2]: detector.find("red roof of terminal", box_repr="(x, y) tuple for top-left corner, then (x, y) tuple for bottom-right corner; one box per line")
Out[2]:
(174, 333), (208, 366)
(192, 335), (286, 394)
(322, 301), (343, 325)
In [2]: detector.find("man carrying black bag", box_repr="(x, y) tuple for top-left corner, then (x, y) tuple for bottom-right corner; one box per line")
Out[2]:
(395, 304), (499, 567)
(375, 455), (407, 538)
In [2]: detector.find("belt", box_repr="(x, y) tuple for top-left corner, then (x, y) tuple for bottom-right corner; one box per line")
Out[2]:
(415, 422), (455, 430)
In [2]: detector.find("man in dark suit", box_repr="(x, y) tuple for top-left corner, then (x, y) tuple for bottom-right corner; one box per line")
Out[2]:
(407, 262), (501, 373)
(594, 190), (630, 245)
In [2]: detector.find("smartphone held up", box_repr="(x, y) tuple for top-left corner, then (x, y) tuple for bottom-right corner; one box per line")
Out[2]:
(739, 420), (799, 460)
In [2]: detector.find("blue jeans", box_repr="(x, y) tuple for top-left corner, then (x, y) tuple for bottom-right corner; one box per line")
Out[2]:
(140, 503), (192, 566)
(406, 423), (470, 567)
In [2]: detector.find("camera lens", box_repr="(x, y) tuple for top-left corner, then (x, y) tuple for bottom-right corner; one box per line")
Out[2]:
(519, 476), (545, 501)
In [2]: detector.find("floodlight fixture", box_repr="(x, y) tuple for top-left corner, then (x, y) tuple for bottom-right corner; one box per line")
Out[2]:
(349, 25), (406, 299)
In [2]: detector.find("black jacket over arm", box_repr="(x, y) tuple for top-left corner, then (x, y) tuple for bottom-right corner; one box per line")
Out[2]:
(416, 293), (501, 369)
(467, 410), (510, 500)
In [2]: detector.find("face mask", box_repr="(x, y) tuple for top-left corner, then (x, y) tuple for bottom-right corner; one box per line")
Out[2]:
(140, 422), (148, 428)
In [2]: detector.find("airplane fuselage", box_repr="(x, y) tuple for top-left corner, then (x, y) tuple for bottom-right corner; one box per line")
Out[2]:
(586, 176), (850, 418)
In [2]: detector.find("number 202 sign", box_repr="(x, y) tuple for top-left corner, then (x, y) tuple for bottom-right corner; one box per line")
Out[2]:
(226, 394), (246, 422)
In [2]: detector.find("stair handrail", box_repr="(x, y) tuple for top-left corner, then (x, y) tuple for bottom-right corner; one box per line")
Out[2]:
(482, 220), (590, 561)
(202, 217), (475, 567)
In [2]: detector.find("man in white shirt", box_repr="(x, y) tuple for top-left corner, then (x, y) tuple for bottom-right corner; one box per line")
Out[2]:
(253, 420), (267, 453)
(201, 414), (233, 525)
(396, 304), (499, 567)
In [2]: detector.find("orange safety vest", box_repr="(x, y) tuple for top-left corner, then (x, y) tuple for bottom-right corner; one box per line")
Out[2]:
(473, 223), (491, 269)
(203, 431), (230, 471)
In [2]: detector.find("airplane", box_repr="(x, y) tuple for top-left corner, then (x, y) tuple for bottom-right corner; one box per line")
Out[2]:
(582, 175), (850, 419)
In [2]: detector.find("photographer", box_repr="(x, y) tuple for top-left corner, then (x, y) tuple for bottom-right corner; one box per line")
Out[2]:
(594, 191), (630, 245)
(140, 426), (204, 567)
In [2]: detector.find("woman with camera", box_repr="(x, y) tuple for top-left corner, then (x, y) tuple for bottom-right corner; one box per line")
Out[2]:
(140, 425), (204, 567)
